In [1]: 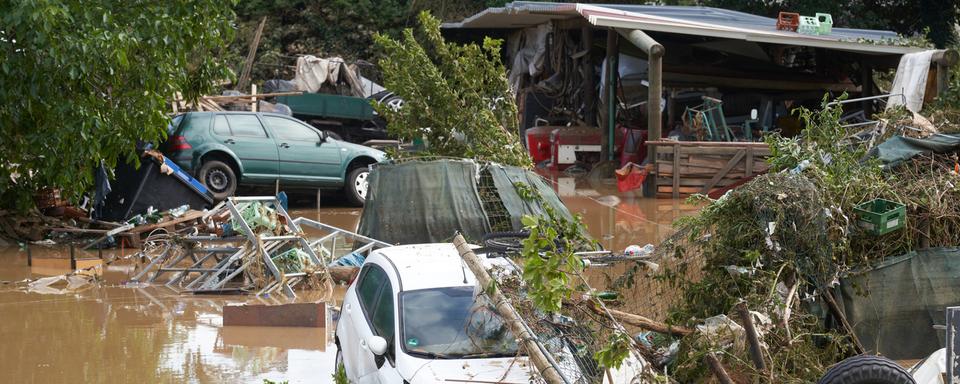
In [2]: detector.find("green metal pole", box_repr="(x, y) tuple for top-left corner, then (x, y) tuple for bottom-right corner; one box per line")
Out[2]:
(607, 37), (618, 161)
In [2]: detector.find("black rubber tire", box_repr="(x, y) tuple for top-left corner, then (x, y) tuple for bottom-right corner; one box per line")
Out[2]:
(344, 167), (369, 207)
(198, 160), (237, 202)
(818, 355), (915, 384)
(482, 231), (530, 252)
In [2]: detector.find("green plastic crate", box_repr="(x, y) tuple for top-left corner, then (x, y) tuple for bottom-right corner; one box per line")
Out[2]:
(815, 13), (833, 35)
(854, 199), (905, 236)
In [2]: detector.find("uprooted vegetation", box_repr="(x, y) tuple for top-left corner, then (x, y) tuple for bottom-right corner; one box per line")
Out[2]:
(634, 89), (960, 381)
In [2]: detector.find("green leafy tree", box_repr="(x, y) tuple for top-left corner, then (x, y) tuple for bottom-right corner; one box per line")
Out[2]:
(0, 1), (236, 209)
(373, 11), (530, 167)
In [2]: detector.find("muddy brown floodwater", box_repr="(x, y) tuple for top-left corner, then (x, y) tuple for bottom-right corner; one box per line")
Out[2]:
(0, 175), (698, 383)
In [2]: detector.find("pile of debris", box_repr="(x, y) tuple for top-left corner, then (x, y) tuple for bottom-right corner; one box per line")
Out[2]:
(633, 88), (960, 381)
(131, 196), (388, 298)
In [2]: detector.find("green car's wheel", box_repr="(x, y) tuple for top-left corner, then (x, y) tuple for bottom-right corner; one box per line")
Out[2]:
(198, 160), (237, 202)
(345, 167), (369, 207)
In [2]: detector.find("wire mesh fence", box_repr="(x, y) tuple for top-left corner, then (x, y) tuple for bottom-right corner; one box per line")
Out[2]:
(482, 256), (653, 384)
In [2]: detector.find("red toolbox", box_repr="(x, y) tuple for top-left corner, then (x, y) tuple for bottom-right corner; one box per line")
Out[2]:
(550, 127), (602, 170)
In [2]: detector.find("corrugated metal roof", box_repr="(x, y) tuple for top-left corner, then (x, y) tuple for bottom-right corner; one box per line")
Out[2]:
(443, 2), (920, 55)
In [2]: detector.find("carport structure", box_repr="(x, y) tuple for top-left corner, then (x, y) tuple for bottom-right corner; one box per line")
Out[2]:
(444, 2), (957, 196)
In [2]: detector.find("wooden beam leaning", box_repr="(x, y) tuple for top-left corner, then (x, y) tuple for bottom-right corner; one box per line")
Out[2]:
(237, 16), (267, 91)
(453, 234), (567, 384)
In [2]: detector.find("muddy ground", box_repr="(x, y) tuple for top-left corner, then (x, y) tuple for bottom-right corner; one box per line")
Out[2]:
(0, 176), (698, 383)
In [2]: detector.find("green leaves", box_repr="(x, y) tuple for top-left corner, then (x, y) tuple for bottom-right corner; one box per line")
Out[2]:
(515, 181), (595, 314)
(594, 332), (632, 369)
(372, 11), (531, 167)
(0, 0), (236, 209)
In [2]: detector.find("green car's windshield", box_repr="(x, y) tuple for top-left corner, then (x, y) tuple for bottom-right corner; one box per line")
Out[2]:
(400, 286), (518, 359)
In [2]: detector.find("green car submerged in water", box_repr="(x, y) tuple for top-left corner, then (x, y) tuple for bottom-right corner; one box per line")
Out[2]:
(164, 111), (386, 206)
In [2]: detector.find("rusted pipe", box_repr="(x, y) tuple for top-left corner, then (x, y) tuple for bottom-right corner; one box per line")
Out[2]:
(618, 28), (663, 196)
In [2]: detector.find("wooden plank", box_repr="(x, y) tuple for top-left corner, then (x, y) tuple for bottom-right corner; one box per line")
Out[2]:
(745, 147), (754, 177)
(701, 149), (745, 194)
(647, 140), (770, 148)
(128, 211), (204, 235)
(672, 144), (680, 199)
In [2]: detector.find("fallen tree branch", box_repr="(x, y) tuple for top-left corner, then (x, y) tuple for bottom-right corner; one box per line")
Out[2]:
(575, 299), (693, 336)
(704, 352), (735, 384)
(736, 300), (767, 371)
(821, 287), (865, 354)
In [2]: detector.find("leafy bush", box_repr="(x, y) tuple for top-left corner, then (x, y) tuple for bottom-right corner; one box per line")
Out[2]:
(0, 0), (235, 209)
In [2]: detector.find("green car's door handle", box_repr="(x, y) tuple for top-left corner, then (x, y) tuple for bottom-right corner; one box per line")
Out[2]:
(279, 143), (290, 149)
(223, 139), (235, 144)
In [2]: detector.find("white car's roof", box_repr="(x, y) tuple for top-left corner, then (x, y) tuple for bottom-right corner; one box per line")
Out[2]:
(371, 243), (508, 292)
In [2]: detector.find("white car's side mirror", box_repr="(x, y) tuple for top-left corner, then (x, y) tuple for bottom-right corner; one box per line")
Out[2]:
(367, 336), (388, 356)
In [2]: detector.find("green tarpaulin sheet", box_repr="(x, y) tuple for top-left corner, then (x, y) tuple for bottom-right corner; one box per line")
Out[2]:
(840, 247), (960, 359)
(868, 133), (960, 166)
(358, 159), (574, 245)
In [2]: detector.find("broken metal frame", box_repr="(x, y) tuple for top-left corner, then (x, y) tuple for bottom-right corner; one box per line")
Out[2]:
(135, 196), (390, 298)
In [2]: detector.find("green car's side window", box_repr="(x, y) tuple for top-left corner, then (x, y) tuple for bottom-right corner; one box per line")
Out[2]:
(266, 116), (320, 142)
(226, 115), (267, 138)
(212, 115), (230, 135)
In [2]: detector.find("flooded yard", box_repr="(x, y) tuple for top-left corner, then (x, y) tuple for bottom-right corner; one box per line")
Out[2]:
(0, 176), (698, 383)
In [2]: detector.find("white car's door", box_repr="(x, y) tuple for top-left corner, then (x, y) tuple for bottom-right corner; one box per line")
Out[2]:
(341, 264), (390, 381)
(347, 264), (401, 383)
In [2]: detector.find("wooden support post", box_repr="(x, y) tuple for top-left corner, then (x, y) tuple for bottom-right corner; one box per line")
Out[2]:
(704, 352), (735, 384)
(251, 84), (258, 112)
(316, 189), (322, 212)
(453, 234), (566, 384)
(736, 300), (767, 371)
(745, 148), (754, 177)
(581, 27), (596, 126)
(933, 49), (959, 97)
(237, 16), (267, 92)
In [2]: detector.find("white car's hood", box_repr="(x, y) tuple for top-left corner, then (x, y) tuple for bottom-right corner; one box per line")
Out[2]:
(404, 357), (531, 383)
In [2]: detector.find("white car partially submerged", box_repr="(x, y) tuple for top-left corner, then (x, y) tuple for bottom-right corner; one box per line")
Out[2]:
(334, 243), (531, 383)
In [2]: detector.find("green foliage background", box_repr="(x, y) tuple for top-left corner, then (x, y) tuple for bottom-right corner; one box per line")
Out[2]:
(0, 0), (236, 209)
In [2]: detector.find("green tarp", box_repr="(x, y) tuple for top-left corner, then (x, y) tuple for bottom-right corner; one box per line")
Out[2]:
(358, 159), (574, 245)
(868, 133), (960, 166)
(840, 247), (960, 359)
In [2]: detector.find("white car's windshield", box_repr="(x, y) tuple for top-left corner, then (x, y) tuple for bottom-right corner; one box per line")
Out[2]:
(400, 286), (518, 359)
